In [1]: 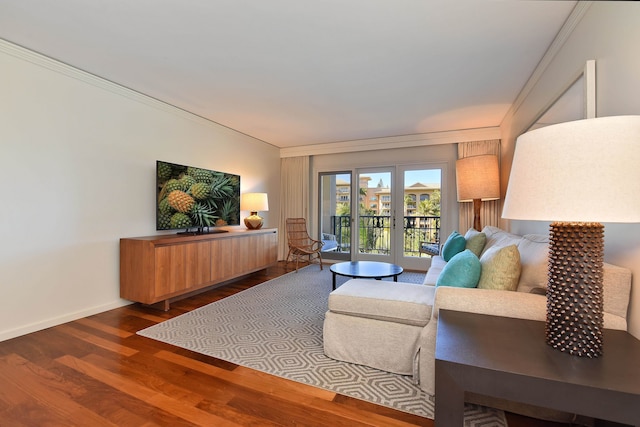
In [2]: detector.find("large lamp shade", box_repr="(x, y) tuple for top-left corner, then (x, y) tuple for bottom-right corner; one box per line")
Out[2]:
(503, 115), (640, 357)
(456, 154), (500, 230)
(503, 116), (640, 223)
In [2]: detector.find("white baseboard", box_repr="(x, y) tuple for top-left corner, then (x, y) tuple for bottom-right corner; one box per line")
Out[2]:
(0, 299), (134, 342)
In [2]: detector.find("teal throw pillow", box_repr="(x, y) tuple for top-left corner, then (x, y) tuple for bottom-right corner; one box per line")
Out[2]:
(441, 231), (466, 261)
(436, 249), (481, 288)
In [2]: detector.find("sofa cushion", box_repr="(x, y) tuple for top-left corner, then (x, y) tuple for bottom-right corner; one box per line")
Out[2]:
(328, 279), (435, 326)
(464, 228), (487, 257)
(477, 244), (521, 291)
(436, 249), (481, 288)
(516, 234), (549, 293)
(481, 226), (522, 256)
(423, 255), (446, 286)
(441, 231), (466, 261)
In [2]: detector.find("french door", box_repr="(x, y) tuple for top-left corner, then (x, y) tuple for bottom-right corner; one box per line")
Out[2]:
(396, 165), (442, 271)
(319, 172), (352, 261)
(319, 165), (442, 271)
(355, 167), (394, 263)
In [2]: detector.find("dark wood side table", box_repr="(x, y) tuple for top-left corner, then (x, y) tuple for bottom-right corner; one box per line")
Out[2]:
(329, 261), (403, 290)
(435, 310), (640, 426)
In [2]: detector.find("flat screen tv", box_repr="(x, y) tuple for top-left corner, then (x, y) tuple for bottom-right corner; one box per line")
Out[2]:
(156, 160), (240, 233)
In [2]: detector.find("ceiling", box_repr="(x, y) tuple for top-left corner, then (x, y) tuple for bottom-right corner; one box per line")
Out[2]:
(0, 1), (577, 148)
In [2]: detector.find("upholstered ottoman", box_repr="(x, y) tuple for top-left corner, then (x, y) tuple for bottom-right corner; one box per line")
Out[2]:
(323, 278), (435, 375)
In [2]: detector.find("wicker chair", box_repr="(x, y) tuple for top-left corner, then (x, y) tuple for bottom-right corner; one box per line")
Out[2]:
(285, 218), (324, 272)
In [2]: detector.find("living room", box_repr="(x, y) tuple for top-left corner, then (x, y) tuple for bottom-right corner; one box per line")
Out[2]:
(1, 1), (639, 425)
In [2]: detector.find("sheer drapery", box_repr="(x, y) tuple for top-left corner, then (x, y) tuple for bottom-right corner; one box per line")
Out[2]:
(278, 156), (310, 260)
(457, 140), (501, 232)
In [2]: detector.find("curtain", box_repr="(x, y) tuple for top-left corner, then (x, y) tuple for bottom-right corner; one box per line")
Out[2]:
(457, 140), (501, 232)
(278, 156), (310, 260)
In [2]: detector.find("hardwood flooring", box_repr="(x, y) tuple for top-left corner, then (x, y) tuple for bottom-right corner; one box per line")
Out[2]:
(0, 262), (574, 426)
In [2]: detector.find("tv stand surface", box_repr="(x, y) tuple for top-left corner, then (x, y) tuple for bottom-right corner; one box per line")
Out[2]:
(120, 228), (277, 310)
(177, 228), (229, 236)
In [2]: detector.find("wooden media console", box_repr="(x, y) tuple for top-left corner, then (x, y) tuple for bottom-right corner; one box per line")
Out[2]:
(120, 228), (278, 310)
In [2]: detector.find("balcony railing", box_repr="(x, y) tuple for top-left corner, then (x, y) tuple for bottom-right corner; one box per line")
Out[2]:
(326, 215), (440, 256)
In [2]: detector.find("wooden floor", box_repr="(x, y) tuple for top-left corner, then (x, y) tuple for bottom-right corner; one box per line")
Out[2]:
(0, 262), (572, 426)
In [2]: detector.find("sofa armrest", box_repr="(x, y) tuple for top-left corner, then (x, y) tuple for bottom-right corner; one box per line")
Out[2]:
(432, 287), (547, 322)
(431, 286), (628, 330)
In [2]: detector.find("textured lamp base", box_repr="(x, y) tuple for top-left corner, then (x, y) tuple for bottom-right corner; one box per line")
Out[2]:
(546, 222), (604, 357)
(244, 212), (263, 229)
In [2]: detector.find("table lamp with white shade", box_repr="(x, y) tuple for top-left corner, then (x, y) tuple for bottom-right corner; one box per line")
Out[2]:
(241, 192), (269, 229)
(502, 115), (640, 357)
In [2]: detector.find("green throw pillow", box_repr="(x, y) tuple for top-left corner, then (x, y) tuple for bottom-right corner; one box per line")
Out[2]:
(441, 231), (466, 261)
(436, 249), (481, 288)
(477, 244), (522, 291)
(464, 228), (487, 257)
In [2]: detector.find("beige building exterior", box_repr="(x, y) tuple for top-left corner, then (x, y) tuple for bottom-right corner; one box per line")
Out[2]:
(334, 176), (440, 216)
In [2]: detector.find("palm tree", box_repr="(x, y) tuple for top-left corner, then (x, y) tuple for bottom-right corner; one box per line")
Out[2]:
(418, 190), (441, 216)
(404, 194), (416, 215)
(336, 202), (350, 216)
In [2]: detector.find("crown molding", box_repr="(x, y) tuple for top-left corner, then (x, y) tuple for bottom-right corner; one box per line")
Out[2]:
(0, 38), (274, 145)
(504, 1), (593, 122)
(279, 127), (501, 158)
(0, 39), (194, 120)
(1, 38), (501, 157)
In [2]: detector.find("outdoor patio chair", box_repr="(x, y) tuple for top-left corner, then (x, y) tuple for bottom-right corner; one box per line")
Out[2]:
(419, 241), (440, 257)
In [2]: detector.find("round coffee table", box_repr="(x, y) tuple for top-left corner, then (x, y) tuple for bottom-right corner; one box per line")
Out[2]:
(329, 261), (403, 290)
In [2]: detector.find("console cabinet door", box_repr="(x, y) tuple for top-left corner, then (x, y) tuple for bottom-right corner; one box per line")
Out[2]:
(154, 241), (211, 298)
(228, 232), (277, 275)
(210, 238), (234, 282)
(257, 231), (278, 267)
(232, 234), (253, 274)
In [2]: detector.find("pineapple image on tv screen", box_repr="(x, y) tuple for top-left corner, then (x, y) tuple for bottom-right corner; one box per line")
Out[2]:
(156, 161), (241, 231)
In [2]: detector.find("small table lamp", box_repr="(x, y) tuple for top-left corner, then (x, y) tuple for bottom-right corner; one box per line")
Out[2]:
(502, 116), (640, 357)
(456, 154), (500, 231)
(241, 193), (269, 229)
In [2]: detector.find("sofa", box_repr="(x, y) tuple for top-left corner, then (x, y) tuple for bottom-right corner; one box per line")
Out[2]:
(323, 226), (632, 422)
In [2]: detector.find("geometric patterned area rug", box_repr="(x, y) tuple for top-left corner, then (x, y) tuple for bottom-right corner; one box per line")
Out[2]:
(138, 265), (507, 426)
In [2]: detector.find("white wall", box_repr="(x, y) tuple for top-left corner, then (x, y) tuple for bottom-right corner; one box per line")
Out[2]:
(0, 41), (281, 341)
(500, 2), (640, 337)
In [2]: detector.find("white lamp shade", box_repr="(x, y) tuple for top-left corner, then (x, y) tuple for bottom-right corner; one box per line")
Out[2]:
(456, 154), (500, 202)
(502, 115), (640, 223)
(241, 193), (269, 212)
